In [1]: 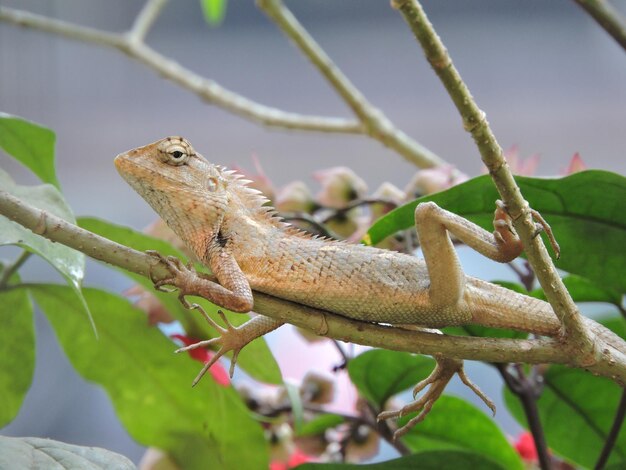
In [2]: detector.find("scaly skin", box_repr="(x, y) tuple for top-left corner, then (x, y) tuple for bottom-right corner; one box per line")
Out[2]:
(115, 136), (625, 437)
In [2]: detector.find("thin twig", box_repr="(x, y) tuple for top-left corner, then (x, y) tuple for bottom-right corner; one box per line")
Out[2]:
(0, 250), (31, 287)
(507, 260), (535, 291)
(0, 5), (361, 134)
(573, 0), (626, 52)
(320, 198), (398, 225)
(497, 364), (551, 470)
(595, 388), (626, 470)
(257, 0), (444, 168)
(128, 0), (168, 43)
(281, 212), (337, 238)
(393, 0), (600, 366)
(331, 340), (350, 372)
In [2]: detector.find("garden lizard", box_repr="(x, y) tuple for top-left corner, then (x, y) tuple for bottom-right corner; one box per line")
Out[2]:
(115, 136), (625, 437)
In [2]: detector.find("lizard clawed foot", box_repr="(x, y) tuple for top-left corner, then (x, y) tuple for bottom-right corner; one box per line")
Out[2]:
(175, 306), (246, 385)
(147, 250), (199, 304)
(493, 201), (560, 259)
(377, 357), (495, 440)
(492, 200), (523, 260)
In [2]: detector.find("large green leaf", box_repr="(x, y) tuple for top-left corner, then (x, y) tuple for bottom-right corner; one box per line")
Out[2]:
(0, 278), (34, 427)
(0, 436), (135, 470)
(0, 169), (92, 331)
(31, 285), (268, 469)
(348, 349), (434, 407)
(365, 171), (626, 292)
(400, 396), (523, 470)
(77, 217), (282, 385)
(0, 113), (59, 189)
(504, 365), (626, 468)
(530, 274), (622, 307)
(298, 450), (505, 469)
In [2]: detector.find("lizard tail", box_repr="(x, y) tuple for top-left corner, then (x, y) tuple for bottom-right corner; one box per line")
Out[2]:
(468, 279), (626, 355)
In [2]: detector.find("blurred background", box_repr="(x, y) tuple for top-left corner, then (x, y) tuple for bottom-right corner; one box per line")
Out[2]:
(1, 0), (625, 464)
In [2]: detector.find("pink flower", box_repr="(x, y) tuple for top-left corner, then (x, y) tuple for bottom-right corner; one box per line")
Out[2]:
(563, 152), (587, 175)
(503, 146), (540, 176)
(514, 432), (538, 463)
(404, 165), (468, 198)
(231, 154), (276, 201)
(313, 167), (367, 209)
(170, 334), (230, 386)
(276, 181), (316, 214)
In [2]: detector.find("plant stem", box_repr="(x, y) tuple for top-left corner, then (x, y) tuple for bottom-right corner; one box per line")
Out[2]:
(497, 364), (551, 470)
(0, 5), (360, 135)
(0, 250), (31, 287)
(257, 0), (444, 168)
(3, 189), (623, 376)
(573, 0), (626, 51)
(393, 0), (599, 366)
(595, 388), (626, 469)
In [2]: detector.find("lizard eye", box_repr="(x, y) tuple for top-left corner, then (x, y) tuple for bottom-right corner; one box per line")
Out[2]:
(160, 144), (189, 166)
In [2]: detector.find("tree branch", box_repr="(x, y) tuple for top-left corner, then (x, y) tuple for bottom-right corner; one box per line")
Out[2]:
(0, 1), (447, 168)
(1, 189), (626, 384)
(573, 0), (626, 52)
(128, 0), (167, 43)
(0, 5), (362, 135)
(393, 0), (602, 368)
(257, 0), (444, 168)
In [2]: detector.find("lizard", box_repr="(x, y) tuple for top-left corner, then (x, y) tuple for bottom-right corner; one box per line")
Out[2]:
(114, 136), (626, 437)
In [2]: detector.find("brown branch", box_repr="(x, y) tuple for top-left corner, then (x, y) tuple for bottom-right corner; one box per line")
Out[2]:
(0, 1), (447, 168)
(257, 0), (445, 168)
(595, 388), (626, 469)
(1, 189), (626, 384)
(392, 0), (602, 368)
(497, 364), (552, 470)
(0, 4), (361, 135)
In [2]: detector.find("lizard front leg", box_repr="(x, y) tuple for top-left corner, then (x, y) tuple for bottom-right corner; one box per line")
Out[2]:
(148, 250), (283, 383)
(379, 201), (519, 437)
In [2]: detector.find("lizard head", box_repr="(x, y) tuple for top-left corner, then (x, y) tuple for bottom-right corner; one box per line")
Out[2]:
(114, 136), (235, 259)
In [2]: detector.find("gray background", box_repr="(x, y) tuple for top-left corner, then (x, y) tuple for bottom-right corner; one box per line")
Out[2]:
(1, 0), (625, 464)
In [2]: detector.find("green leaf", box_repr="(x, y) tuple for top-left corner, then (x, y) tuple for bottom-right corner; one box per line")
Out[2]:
(400, 396), (523, 470)
(530, 274), (622, 306)
(504, 365), (626, 468)
(200, 0), (227, 25)
(348, 349), (434, 407)
(0, 113), (59, 189)
(31, 285), (268, 469)
(297, 414), (345, 437)
(77, 217), (282, 384)
(298, 449), (506, 469)
(442, 324), (528, 339)
(0, 278), (34, 427)
(365, 171), (626, 293)
(0, 436), (136, 470)
(0, 169), (93, 333)
(601, 317), (626, 340)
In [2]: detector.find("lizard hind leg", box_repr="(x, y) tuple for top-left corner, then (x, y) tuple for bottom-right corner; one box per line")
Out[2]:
(377, 357), (495, 439)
